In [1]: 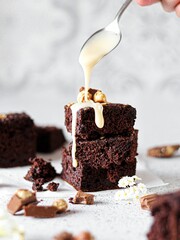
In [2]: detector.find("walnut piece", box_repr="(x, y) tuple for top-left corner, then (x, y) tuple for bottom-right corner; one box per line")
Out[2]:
(140, 194), (158, 210)
(148, 144), (180, 158)
(93, 90), (107, 103)
(77, 90), (92, 103)
(53, 199), (68, 213)
(16, 189), (34, 200)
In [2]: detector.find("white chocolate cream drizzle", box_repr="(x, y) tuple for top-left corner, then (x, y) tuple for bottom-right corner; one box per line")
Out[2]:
(70, 101), (104, 168)
(70, 29), (117, 167)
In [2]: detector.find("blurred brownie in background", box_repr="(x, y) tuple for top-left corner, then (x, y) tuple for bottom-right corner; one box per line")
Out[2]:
(147, 190), (180, 240)
(0, 113), (36, 168)
(36, 126), (66, 153)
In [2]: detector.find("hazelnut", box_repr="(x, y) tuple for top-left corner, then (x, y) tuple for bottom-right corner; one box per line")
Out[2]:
(75, 231), (94, 240)
(77, 90), (92, 103)
(53, 199), (68, 213)
(93, 91), (107, 103)
(16, 189), (34, 200)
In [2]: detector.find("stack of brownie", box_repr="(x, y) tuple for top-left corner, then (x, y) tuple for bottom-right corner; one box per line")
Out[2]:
(61, 101), (138, 192)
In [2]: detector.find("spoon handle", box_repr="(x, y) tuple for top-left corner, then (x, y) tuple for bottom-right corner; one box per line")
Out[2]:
(115, 0), (133, 22)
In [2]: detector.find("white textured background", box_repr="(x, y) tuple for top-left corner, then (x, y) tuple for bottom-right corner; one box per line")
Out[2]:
(0, 0), (180, 150)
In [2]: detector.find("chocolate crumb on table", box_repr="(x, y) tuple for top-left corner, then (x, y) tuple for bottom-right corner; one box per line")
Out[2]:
(147, 190), (180, 240)
(7, 189), (37, 215)
(24, 157), (57, 183)
(148, 144), (180, 158)
(24, 205), (58, 218)
(35, 125), (66, 153)
(0, 112), (36, 168)
(32, 178), (45, 192)
(70, 191), (94, 205)
(47, 182), (59, 191)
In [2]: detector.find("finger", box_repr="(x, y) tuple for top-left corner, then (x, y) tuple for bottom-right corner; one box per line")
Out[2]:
(161, 0), (180, 12)
(135, 0), (159, 6)
(175, 3), (180, 17)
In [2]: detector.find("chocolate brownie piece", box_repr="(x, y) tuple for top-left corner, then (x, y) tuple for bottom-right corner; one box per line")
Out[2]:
(61, 130), (138, 191)
(147, 191), (180, 240)
(65, 103), (136, 140)
(0, 113), (36, 168)
(36, 126), (66, 153)
(24, 157), (57, 183)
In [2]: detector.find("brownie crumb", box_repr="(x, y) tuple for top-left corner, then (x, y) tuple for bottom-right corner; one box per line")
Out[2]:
(68, 198), (74, 204)
(24, 157), (57, 183)
(32, 178), (45, 192)
(47, 182), (59, 192)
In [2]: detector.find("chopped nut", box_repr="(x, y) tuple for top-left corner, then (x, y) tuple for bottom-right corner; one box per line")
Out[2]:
(52, 199), (68, 213)
(140, 194), (158, 210)
(16, 189), (34, 200)
(93, 90), (107, 103)
(70, 191), (94, 205)
(77, 90), (92, 103)
(75, 231), (95, 240)
(148, 145), (180, 158)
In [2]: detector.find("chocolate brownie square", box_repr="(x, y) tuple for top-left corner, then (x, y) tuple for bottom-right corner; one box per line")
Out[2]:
(147, 191), (180, 240)
(36, 126), (66, 153)
(65, 103), (136, 140)
(0, 113), (36, 168)
(61, 130), (138, 191)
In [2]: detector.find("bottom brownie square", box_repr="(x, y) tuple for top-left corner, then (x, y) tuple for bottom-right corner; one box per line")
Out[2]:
(61, 130), (137, 192)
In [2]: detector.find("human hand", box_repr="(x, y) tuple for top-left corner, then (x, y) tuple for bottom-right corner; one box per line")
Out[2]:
(135, 0), (180, 17)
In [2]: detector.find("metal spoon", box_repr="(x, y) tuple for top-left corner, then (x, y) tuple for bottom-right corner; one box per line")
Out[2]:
(79, 0), (132, 67)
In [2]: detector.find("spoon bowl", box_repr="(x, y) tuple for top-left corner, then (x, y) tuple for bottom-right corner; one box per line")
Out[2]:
(79, 0), (132, 68)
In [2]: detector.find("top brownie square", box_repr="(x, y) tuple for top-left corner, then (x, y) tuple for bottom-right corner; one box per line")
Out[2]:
(65, 103), (136, 140)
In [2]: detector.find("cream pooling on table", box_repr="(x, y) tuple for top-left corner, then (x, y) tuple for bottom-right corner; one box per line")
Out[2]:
(70, 27), (120, 168)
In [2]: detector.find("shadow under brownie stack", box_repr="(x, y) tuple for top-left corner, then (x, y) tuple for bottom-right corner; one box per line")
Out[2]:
(61, 89), (138, 191)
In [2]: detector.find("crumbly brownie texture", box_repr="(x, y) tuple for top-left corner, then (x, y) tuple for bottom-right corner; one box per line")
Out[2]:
(24, 157), (57, 183)
(32, 178), (45, 192)
(147, 191), (180, 240)
(61, 130), (137, 192)
(47, 182), (59, 191)
(65, 103), (136, 140)
(0, 113), (36, 168)
(36, 126), (66, 153)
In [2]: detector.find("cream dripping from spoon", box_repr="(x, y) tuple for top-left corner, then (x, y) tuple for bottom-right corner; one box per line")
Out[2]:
(70, 0), (132, 167)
